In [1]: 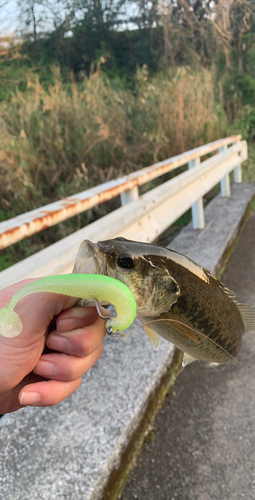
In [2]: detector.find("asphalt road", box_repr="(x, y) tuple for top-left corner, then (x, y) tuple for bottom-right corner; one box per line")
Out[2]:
(119, 211), (255, 500)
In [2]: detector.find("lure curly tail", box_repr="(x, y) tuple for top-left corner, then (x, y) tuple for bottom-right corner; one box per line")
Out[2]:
(0, 274), (137, 338)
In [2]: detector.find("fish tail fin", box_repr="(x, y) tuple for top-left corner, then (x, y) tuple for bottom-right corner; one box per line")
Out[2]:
(237, 304), (255, 334)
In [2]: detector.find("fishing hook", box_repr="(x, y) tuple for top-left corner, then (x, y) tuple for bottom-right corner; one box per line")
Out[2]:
(95, 298), (113, 335)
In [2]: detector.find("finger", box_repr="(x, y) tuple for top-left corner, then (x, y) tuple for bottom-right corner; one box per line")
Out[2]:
(46, 308), (108, 357)
(19, 378), (82, 407)
(55, 305), (110, 332)
(33, 343), (104, 381)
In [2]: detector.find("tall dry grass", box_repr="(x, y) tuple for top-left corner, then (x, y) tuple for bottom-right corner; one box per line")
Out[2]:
(134, 66), (226, 163)
(0, 65), (226, 217)
(0, 65), (230, 267)
(0, 67), (130, 215)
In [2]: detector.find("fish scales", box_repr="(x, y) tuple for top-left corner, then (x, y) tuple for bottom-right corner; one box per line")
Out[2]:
(137, 254), (243, 364)
(73, 237), (255, 367)
(167, 262), (243, 357)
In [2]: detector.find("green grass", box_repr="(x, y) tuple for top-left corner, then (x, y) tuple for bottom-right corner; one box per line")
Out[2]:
(250, 200), (255, 211)
(0, 253), (16, 272)
(242, 143), (255, 181)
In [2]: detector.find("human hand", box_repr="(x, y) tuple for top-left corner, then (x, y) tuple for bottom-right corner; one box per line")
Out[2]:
(0, 279), (108, 414)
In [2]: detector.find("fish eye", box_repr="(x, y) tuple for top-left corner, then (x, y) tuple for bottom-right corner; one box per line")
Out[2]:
(117, 255), (135, 270)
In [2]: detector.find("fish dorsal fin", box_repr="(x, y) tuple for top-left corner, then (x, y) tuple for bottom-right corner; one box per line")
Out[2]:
(143, 325), (161, 350)
(161, 312), (199, 344)
(237, 304), (255, 334)
(205, 271), (237, 301)
(221, 285), (237, 301)
(182, 353), (197, 367)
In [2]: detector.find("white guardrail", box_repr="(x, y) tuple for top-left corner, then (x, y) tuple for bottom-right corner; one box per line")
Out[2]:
(0, 135), (247, 289)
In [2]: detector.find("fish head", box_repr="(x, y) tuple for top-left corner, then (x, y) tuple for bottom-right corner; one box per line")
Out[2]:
(74, 237), (181, 316)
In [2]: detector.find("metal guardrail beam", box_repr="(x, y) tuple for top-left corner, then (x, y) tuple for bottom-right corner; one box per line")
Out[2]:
(0, 135), (241, 249)
(188, 157), (204, 229)
(0, 141), (247, 289)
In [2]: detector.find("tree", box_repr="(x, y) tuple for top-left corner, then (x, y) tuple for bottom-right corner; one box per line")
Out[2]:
(207, 0), (255, 73)
(157, 0), (217, 68)
(16, 0), (62, 43)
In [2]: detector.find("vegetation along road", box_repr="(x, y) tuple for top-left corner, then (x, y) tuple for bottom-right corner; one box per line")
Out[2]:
(1, 0), (255, 270)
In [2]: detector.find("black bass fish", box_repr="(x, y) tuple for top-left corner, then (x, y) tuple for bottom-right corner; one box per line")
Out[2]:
(73, 237), (255, 367)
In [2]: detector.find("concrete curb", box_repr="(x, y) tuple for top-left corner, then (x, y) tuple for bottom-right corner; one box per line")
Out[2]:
(0, 182), (254, 500)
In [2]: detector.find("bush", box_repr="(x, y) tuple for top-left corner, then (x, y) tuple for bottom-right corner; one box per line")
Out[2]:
(223, 72), (255, 122)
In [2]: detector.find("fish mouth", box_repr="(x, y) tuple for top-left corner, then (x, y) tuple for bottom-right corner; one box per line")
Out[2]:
(85, 240), (107, 274)
(73, 240), (106, 275)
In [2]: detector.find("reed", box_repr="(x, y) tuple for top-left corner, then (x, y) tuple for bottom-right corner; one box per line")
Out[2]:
(0, 66), (227, 213)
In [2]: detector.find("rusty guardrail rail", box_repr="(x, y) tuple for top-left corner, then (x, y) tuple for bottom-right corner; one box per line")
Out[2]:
(0, 135), (247, 289)
(0, 135), (242, 250)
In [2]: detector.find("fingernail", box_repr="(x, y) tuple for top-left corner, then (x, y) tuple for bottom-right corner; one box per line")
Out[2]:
(33, 360), (57, 377)
(47, 335), (69, 352)
(20, 392), (41, 406)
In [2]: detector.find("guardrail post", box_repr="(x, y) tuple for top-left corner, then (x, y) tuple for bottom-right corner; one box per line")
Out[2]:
(120, 186), (139, 206)
(219, 145), (231, 197)
(188, 158), (205, 229)
(233, 140), (242, 183)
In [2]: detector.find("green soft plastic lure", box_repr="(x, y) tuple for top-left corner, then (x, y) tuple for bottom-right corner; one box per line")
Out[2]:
(0, 274), (137, 338)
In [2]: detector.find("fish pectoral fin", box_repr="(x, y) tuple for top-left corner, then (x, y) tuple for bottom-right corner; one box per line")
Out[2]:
(143, 325), (161, 350)
(161, 313), (200, 344)
(237, 304), (255, 334)
(182, 353), (198, 367)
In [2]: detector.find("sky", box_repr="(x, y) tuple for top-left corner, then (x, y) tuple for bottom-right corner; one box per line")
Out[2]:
(0, 0), (142, 39)
(1, 0), (18, 36)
